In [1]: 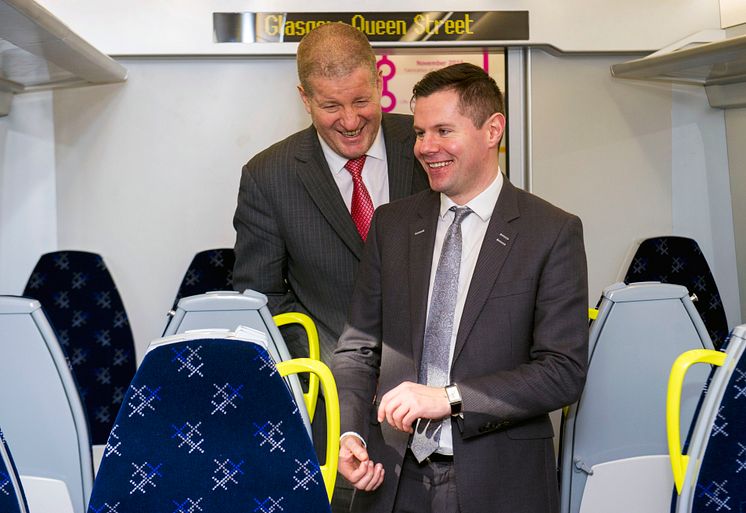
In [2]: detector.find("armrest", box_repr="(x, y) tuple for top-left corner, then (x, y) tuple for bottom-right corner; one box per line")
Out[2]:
(277, 358), (340, 502)
(666, 348), (726, 493)
(273, 312), (320, 421)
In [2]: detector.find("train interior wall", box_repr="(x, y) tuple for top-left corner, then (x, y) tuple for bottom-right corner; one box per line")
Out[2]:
(0, 51), (743, 360)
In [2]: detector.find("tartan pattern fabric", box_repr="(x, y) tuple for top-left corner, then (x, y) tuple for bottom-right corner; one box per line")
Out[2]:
(172, 249), (236, 310)
(0, 427), (28, 513)
(23, 251), (137, 445)
(88, 337), (330, 513)
(690, 337), (746, 513)
(624, 237), (728, 348)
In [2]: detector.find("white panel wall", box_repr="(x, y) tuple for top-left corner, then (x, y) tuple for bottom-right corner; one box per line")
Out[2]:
(52, 57), (307, 358)
(529, 51), (741, 325)
(529, 51), (674, 300)
(0, 92), (58, 295)
(720, 0), (746, 27)
(4, 52), (739, 356)
(672, 87), (740, 327)
(725, 108), (746, 323)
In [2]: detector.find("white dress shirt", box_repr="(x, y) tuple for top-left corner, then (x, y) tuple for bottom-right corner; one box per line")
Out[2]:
(318, 126), (390, 211)
(426, 171), (503, 455)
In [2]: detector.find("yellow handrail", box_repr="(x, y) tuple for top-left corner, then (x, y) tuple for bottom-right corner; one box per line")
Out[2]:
(666, 349), (727, 494)
(277, 358), (340, 502)
(273, 312), (320, 421)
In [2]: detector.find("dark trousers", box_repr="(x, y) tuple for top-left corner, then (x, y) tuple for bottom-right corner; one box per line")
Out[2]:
(390, 451), (460, 513)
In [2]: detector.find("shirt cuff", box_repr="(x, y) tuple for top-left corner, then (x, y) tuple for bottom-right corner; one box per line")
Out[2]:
(340, 431), (367, 448)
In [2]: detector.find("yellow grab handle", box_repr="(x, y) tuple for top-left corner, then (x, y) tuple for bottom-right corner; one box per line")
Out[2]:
(273, 312), (320, 421)
(667, 349), (727, 494)
(588, 308), (598, 320)
(277, 358), (340, 502)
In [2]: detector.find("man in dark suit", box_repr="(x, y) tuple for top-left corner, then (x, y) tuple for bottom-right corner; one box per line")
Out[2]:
(332, 63), (589, 513)
(232, 23), (427, 512)
(232, 22), (427, 364)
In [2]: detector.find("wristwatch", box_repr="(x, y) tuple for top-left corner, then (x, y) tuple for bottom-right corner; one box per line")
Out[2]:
(444, 384), (462, 416)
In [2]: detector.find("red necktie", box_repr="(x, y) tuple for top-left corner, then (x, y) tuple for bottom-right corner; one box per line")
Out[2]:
(344, 155), (374, 241)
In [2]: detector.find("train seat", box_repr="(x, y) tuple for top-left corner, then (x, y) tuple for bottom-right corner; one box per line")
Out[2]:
(0, 425), (29, 513)
(170, 248), (235, 311)
(667, 324), (746, 513)
(560, 282), (714, 513)
(88, 330), (338, 512)
(162, 289), (320, 434)
(23, 250), (137, 446)
(620, 236), (729, 348)
(0, 296), (93, 513)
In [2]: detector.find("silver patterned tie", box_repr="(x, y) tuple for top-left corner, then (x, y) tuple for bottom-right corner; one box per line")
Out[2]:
(410, 206), (472, 462)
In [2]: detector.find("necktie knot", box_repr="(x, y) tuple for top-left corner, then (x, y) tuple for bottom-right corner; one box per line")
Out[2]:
(344, 155), (367, 178)
(450, 206), (472, 226)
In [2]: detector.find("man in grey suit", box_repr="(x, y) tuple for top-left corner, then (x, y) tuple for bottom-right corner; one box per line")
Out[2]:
(333, 63), (589, 512)
(233, 22), (427, 364)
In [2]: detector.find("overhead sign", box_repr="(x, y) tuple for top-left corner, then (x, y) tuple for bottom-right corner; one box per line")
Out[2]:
(214, 11), (529, 44)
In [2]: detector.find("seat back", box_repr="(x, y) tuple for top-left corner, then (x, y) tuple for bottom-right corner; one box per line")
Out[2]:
(163, 290), (313, 433)
(668, 324), (746, 513)
(23, 250), (137, 445)
(621, 236), (729, 348)
(0, 296), (93, 513)
(559, 282), (714, 513)
(171, 248), (235, 310)
(89, 331), (333, 512)
(0, 427), (29, 513)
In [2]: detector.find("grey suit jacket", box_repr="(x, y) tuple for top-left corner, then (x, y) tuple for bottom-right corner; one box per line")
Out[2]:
(233, 113), (428, 362)
(333, 179), (589, 513)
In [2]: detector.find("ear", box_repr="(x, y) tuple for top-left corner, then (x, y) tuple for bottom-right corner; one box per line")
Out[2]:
(376, 69), (384, 95)
(486, 112), (506, 149)
(298, 85), (312, 114)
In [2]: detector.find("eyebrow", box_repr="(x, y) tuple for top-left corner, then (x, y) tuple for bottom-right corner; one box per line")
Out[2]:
(413, 122), (454, 131)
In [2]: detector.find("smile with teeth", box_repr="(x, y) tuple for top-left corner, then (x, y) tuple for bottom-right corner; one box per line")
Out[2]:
(428, 160), (453, 168)
(341, 128), (363, 137)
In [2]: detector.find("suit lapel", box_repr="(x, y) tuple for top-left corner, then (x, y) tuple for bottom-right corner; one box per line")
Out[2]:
(294, 126), (365, 258)
(409, 191), (440, 376)
(453, 179), (521, 363)
(382, 115), (416, 201)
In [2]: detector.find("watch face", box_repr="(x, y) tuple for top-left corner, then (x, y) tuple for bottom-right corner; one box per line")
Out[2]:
(446, 385), (462, 412)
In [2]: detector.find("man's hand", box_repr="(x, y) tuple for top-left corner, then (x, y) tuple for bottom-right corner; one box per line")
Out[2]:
(377, 381), (451, 433)
(338, 435), (385, 491)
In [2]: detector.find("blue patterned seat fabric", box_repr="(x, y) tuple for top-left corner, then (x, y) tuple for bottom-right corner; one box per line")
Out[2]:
(172, 249), (235, 310)
(623, 237), (729, 349)
(23, 251), (137, 445)
(0, 427), (29, 513)
(689, 337), (746, 512)
(88, 336), (330, 513)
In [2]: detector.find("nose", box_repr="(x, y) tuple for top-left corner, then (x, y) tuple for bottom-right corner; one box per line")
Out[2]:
(339, 106), (358, 129)
(416, 133), (438, 155)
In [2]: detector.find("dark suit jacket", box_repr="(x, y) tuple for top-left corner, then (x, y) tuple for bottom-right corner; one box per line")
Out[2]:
(333, 178), (589, 513)
(233, 113), (428, 362)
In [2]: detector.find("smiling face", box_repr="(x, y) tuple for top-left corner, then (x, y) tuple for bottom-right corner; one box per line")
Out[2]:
(298, 66), (383, 160)
(413, 88), (505, 205)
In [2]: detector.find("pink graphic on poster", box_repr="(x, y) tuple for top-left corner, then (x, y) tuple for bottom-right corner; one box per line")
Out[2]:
(377, 55), (397, 113)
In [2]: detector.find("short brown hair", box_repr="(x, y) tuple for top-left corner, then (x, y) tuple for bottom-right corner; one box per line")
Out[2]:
(297, 23), (377, 96)
(412, 62), (504, 127)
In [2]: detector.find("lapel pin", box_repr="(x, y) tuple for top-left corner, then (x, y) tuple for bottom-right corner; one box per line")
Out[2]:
(414, 229), (425, 236)
(496, 238), (507, 246)
(499, 233), (510, 240)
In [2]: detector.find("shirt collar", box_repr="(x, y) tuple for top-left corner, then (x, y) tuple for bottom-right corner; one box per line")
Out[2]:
(439, 171), (504, 222)
(317, 125), (386, 175)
